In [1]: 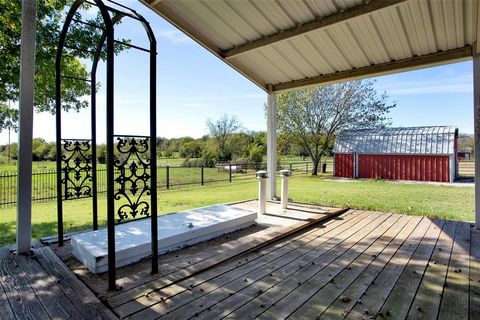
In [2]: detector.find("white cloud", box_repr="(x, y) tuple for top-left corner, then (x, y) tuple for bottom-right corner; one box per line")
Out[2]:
(157, 30), (193, 44)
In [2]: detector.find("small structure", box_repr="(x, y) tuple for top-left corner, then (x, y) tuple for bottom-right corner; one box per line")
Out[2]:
(458, 147), (472, 161)
(334, 126), (458, 182)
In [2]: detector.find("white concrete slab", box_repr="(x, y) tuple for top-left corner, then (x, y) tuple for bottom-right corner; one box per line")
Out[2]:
(71, 204), (257, 273)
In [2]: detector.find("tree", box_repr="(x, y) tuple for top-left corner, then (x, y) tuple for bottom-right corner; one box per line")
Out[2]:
(0, 1), (127, 131)
(0, 104), (18, 132)
(276, 80), (395, 175)
(206, 114), (241, 161)
(458, 134), (474, 156)
(180, 141), (202, 158)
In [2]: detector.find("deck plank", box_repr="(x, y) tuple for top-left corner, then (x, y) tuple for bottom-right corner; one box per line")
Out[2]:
(374, 219), (445, 319)
(0, 248), (51, 320)
(405, 220), (457, 319)
(0, 269), (16, 320)
(256, 214), (404, 319)
(319, 216), (427, 319)
(214, 212), (392, 320)
(284, 214), (414, 319)
(470, 228), (480, 319)
(33, 247), (117, 320)
(115, 210), (365, 318)
(343, 217), (433, 319)
(437, 221), (471, 320)
(12, 251), (85, 320)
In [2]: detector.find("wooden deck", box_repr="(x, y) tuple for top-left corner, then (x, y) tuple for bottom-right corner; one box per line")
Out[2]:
(2, 201), (480, 319)
(0, 246), (116, 320)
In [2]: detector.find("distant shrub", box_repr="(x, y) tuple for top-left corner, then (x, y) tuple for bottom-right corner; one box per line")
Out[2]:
(182, 158), (204, 167)
(202, 150), (217, 168)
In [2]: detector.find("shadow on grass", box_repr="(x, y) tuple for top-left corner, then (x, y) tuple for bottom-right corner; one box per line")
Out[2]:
(0, 220), (104, 247)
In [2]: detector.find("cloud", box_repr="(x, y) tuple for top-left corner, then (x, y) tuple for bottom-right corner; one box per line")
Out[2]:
(157, 30), (193, 44)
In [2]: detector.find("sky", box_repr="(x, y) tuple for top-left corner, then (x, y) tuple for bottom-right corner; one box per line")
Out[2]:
(0, 0), (474, 144)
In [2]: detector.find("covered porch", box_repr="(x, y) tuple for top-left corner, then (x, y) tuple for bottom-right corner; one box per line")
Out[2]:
(7, 0), (480, 319)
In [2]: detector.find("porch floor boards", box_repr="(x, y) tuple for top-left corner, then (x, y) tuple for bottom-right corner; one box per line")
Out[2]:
(2, 201), (479, 319)
(100, 205), (479, 320)
(0, 246), (116, 320)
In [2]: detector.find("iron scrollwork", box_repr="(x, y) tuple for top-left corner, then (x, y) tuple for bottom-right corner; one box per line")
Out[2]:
(62, 139), (93, 199)
(114, 136), (151, 220)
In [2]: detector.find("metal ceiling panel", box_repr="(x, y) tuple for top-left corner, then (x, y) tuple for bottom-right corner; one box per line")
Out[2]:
(143, 0), (477, 92)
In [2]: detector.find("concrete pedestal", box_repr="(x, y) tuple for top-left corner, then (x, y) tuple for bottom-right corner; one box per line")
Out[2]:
(280, 169), (292, 209)
(256, 171), (268, 215)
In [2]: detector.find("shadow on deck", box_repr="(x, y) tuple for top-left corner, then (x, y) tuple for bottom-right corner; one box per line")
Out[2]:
(2, 200), (479, 319)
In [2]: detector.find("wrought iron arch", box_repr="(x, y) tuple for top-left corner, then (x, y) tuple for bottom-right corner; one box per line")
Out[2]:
(55, 0), (158, 290)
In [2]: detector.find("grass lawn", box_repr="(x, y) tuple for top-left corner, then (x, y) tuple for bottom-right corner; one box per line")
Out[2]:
(287, 176), (474, 222)
(0, 175), (474, 246)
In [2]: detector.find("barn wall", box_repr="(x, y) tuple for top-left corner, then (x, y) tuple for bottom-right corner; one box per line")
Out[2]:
(358, 154), (450, 182)
(334, 154), (354, 178)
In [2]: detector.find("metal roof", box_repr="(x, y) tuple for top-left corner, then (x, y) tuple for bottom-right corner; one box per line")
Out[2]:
(334, 125), (457, 155)
(141, 0), (479, 92)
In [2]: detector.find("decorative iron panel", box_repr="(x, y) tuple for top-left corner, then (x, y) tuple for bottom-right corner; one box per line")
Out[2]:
(113, 136), (151, 220)
(61, 139), (93, 199)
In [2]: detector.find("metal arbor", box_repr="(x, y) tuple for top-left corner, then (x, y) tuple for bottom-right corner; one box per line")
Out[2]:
(55, 0), (158, 290)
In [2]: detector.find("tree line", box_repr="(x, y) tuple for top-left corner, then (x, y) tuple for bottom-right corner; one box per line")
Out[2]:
(0, 127), (330, 167)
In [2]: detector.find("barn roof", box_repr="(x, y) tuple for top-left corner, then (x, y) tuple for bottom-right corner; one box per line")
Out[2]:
(141, 0), (479, 92)
(334, 125), (457, 155)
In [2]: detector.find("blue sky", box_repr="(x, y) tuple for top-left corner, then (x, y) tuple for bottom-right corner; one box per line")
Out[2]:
(0, 0), (474, 144)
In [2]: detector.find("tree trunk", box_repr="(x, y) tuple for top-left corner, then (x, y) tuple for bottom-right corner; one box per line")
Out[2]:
(312, 158), (320, 175)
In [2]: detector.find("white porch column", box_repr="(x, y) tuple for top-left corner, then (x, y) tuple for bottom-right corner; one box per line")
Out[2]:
(474, 53), (480, 228)
(266, 85), (277, 200)
(16, 0), (36, 253)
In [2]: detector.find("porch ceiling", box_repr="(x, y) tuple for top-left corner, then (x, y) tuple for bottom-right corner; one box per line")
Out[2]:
(141, 0), (479, 92)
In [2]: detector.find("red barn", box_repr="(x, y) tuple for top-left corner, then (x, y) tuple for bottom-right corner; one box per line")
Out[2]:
(334, 126), (458, 182)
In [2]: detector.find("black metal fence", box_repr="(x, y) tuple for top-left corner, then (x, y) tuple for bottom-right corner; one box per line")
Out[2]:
(0, 161), (330, 207)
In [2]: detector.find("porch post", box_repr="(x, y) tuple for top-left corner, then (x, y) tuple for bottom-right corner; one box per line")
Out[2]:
(266, 85), (277, 200)
(16, 0), (36, 253)
(474, 53), (480, 228)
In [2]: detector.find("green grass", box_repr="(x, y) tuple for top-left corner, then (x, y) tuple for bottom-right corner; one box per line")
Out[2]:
(0, 179), (258, 247)
(286, 175), (474, 222)
(0, 165), (254, 205)
(0, 158), (188, 173)
(0, 174), (474, 246)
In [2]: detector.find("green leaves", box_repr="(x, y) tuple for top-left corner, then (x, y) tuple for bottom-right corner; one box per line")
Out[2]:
(276, 80), (395, 175)
(0, 103), (18, 132)
(0, 0), (128, 131)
